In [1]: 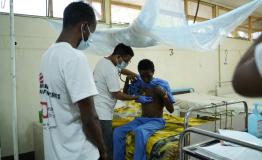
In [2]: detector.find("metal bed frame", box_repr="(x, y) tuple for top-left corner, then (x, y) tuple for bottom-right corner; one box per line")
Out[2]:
(148, 99), (248, 159)
(183, 100), (248, 130)
(180, 100), (248, 156)
(113, 99), (248, 159)
(172, 88), (195, 95)
(179, 127), (262, 160)
(177, 100), (256, 160)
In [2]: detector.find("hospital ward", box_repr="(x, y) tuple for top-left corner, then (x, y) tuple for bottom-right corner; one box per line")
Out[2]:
(1, 0), (262, 160)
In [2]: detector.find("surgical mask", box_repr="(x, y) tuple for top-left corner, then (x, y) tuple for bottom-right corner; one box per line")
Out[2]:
(77, 24), (93, 50)
(117, 61), (128, 69)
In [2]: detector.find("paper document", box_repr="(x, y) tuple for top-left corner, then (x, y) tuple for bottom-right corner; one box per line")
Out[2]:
(196, 130), (262, 160)
(197, 143), (262, 160)
(218, 129), (262, 146)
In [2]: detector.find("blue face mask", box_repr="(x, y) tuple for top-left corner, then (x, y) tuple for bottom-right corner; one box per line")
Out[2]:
(117, 61), (128, 69)
(77, 24), (93, 50)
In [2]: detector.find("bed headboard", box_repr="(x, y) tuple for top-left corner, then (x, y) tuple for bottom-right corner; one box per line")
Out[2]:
(215, 81), (234, 96)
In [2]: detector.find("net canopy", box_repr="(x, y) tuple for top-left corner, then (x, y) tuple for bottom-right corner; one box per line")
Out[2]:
(49, 0), (262, 55)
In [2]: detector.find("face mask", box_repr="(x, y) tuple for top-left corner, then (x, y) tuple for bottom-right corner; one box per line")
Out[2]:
(77, 24), (93, 50)
(117, 61), (128, 69)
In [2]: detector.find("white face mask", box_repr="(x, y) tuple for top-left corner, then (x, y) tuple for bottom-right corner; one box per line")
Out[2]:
(117, 61), (128, 69)
(77, 24), (93, 50)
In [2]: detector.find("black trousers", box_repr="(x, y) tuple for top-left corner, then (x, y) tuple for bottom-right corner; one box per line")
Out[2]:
(99, 120), (113, 160)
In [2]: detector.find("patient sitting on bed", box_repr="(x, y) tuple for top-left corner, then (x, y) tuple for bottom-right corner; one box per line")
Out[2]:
(113, 59), (175, 160)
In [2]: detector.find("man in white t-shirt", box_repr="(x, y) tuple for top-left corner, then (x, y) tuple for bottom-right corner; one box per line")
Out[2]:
(39, 2), (107, 160)
(233, 35), (262, 97)
(93, 43), (153, 160)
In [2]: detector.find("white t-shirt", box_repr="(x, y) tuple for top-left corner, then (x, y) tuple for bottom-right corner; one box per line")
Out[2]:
(255, 42), (262, 77)
(93, 58), (121, 120)
(39, 42), (99, 160)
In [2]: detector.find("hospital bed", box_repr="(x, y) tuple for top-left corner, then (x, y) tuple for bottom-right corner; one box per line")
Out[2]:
(112, 99), (248, 160)
(175, 92), (247, 116)
(174, 90), (250, 134)
(113, 101), (208, 160)
(179, 127), (262, 160)
(216, 81), (262, 113)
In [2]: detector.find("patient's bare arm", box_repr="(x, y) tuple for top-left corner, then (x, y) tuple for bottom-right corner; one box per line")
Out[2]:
(155, 86), (174, 113)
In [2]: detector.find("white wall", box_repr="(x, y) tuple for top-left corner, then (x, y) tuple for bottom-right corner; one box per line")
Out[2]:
(219, 38), (252, 82)
(0, 14), (252, 157)
(0, 14), (58, 157)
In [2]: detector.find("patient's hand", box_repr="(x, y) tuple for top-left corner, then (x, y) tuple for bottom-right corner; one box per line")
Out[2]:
(136, 95), (153, 104)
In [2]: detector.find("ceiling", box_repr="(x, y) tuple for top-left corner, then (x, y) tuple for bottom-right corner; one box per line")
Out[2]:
(113, 0), (145, 6)
(113, 0), (262, 16)
(204, 0), (262, 16)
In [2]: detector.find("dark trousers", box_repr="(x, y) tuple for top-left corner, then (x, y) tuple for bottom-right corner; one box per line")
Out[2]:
(99, 120), (113, 160)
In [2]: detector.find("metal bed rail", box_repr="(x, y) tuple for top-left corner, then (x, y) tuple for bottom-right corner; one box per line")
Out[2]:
(172, 88), (195, 95)
(179, 127), (262, 160)
(183, 100), (248, 130)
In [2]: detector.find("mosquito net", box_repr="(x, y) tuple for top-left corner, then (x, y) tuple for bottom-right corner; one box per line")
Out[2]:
(48, 0), (262, 55)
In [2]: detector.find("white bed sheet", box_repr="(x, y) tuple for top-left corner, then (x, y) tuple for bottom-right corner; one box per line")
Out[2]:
(175, 93), (246, 115)
(218, 93), (262, 113)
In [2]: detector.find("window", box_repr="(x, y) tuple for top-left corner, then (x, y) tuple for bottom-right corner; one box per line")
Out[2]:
(111, 4), (140, 24)
(227, 33), (233, 38)
(252, 18), (262, 39)
(188, 1), (213, 20)
(252, 32), (262, 40)
(218, 8), (228, 16)
(53, 0), (76, 18)
(188, 20), (194, 25)
(237, 31), (248, 39)
(0, 0), (46, 16)
(92, 1), (102, 20)
(53, 0), (101, 20)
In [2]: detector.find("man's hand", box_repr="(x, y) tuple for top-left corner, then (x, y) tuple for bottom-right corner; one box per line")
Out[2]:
(77, 97), (107, 158)
(127, 75), (138, 83)
(120, 68), (138, 77)
(136, 96), (153, 104)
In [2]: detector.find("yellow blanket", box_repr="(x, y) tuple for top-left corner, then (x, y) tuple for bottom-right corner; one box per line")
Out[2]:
(113, 101), (208, 160)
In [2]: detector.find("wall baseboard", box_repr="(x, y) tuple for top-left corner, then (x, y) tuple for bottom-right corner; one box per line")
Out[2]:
(2, 151), (34, 160)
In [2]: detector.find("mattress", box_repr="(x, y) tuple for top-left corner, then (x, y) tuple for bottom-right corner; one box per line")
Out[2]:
(175, 93), (246, 115)
(218, 93), (262, 113)
(113, 101), (209, 160)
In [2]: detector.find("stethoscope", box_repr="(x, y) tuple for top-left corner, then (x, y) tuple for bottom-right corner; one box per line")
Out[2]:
(118, 72), (126, 83)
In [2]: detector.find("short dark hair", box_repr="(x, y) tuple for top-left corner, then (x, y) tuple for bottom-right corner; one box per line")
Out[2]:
(63, 1), (96, 28)
(138, 59), (155, 72)
(112, 43), (134, 57)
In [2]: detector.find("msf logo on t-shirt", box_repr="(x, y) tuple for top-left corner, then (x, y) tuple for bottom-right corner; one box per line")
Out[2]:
(39, 73), (44, 84)
(39, 73), (61, 99)
(39, 73), (57, 128)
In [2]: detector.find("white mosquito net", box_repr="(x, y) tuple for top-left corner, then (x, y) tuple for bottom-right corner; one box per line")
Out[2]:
(49, 0), (262, 55)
